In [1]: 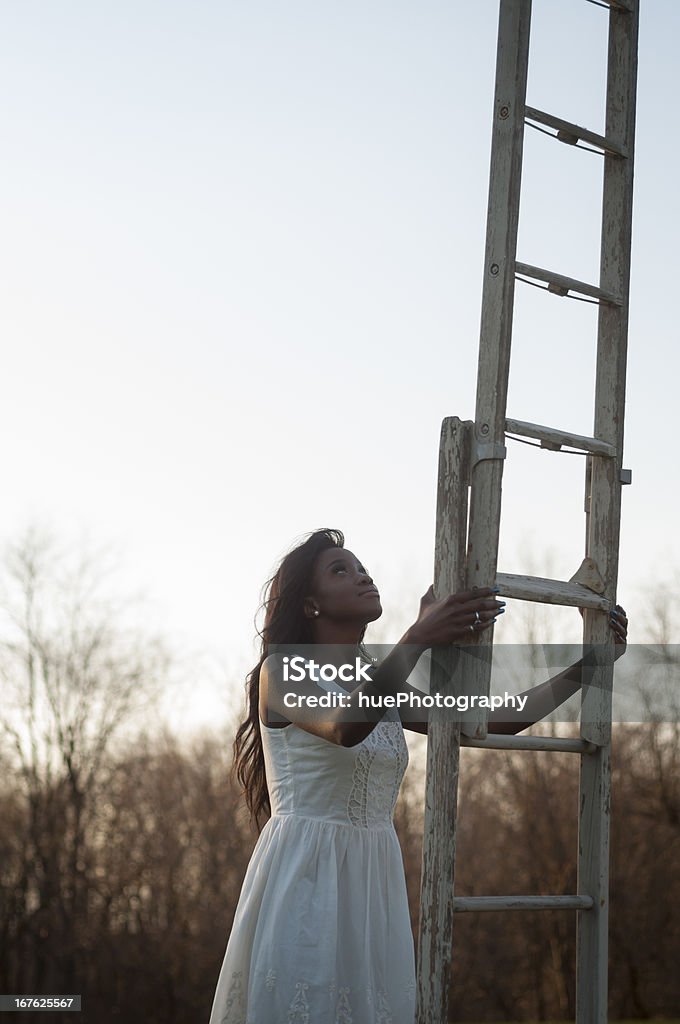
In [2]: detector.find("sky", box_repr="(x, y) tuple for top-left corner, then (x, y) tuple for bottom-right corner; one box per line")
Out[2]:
(1, 1), (678, 733)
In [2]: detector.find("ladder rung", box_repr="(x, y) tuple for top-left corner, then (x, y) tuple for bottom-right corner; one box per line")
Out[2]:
(524, 106), (626, 157)
(495, 572), (610, 610)
(590, 0), (633, 10)
(515, 261), (622, 305)
(454, 895), (594, 913)
(461, 735), (597, 754)
(505, 417), (616, 456)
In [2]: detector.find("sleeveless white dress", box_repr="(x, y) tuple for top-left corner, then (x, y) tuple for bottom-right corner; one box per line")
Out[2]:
(208, 683), (416, 1024)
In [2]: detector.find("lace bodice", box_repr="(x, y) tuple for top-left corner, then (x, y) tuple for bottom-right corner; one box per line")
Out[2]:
(261, 690), (409, 830)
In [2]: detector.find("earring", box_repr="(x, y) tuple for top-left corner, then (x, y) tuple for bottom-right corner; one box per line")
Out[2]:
(313, 609), (320, 617)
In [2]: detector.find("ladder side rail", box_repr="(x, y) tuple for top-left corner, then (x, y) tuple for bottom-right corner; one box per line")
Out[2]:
(417, 417), (471, 1023)
(463, 0), (533, 742)
(582, 0), (639, 740)
(577, 4), (640, 1023)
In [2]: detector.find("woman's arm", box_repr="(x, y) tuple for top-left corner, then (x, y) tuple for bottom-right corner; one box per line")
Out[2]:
(487, 658), (585, 734)
(401, 605), (629, 736)
(487, 604), (628, 734)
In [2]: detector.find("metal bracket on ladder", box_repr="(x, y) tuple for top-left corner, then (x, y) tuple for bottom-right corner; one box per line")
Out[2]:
(471, 440), (507, 467)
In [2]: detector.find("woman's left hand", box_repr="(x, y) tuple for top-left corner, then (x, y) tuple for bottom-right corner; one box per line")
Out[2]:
(610, 604), (628, 660)
(579, 604), (629, 659)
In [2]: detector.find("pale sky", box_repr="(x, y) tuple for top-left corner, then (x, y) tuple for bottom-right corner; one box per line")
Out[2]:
(1, 1), (677, 732)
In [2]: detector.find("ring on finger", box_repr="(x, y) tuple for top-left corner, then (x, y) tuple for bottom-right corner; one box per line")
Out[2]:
(468, 624), (474, 633)
(474, 611), (481, 624)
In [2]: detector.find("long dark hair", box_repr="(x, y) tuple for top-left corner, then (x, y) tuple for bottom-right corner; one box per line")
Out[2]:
(231, 528), (368, 833)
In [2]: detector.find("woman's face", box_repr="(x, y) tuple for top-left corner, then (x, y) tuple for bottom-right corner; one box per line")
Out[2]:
(306, 548), (382, 624)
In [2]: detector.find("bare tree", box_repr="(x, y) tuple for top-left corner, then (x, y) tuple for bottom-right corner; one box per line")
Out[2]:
(0, 527), (170, 998)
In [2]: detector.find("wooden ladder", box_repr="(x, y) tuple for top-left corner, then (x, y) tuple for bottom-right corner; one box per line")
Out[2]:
(416, 2), (639, 1021)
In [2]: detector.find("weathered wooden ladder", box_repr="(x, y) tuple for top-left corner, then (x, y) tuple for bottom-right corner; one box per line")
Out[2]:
(417, 1), (639, 1021)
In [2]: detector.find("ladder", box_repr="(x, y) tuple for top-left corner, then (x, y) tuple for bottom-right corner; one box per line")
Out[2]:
(416, 2), (639, 1022)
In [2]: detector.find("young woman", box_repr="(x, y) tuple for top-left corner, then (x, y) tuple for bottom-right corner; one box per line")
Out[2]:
(209, 528), (628, 1024)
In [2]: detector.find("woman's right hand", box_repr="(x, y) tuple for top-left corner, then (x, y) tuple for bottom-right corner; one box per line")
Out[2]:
(406, 584), (504, 647)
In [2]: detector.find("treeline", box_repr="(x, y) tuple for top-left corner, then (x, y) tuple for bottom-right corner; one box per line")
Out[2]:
(1, 725), (678, 1022)
(0, 732), (252, 1023)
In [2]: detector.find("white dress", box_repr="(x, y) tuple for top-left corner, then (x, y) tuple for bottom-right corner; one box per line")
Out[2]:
(208, 681), (416, 1024)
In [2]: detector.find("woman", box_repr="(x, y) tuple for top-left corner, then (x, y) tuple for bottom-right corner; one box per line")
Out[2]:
(209, 528), (627, 1024)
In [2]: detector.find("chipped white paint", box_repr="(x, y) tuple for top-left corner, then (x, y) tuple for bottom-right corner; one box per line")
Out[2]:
(417, 416), (470, 1023)
(495, 571), (610, 609)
